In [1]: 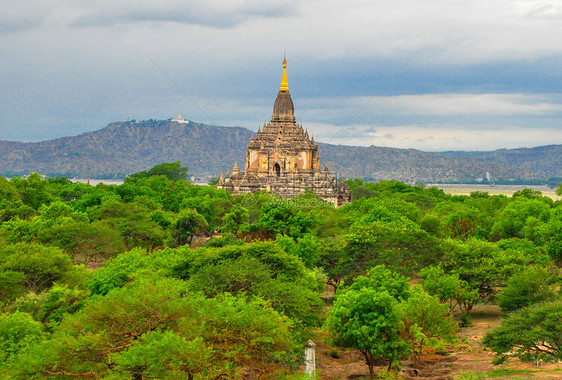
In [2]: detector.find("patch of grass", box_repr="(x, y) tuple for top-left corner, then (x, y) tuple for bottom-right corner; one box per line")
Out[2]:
(457, 372), (483, 380)
(376, 369), (401, 379)
(459, 311), (472, 327)
(328, 349), (340, 359)
(482, 368), (540, 377)
(456, 369), (547, 380)
(426, 337), (449, 355)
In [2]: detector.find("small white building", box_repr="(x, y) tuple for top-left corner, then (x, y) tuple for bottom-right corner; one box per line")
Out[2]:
(172, 115), (189, 124)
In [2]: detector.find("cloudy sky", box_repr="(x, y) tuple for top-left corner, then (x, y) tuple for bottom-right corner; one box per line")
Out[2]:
(1, 0), (561, 151)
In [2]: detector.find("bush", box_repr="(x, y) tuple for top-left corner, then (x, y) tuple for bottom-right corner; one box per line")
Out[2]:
(498, 266), (559, 313)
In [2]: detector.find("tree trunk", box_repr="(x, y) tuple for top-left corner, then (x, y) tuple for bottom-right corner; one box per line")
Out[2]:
(362, 351), (375, 378)
(387, 356), (393, 371)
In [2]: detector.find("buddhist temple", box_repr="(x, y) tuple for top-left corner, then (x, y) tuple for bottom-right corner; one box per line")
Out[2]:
(217, 57), (352, 206)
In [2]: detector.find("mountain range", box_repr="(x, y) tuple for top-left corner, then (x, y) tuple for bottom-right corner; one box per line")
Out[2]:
(1, 119), (560, 184)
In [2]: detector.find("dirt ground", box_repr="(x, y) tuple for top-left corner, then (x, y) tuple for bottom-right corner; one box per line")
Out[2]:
(314, 304), (561, 379)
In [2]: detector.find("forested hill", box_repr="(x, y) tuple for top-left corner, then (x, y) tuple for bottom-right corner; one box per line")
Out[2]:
(438, 145), (562, 179)
(0, 119), (559, 183)
(318, 144), (541, 184)
(0, 120), (251, 179)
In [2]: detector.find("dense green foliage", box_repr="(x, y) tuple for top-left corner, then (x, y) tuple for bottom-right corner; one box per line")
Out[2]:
(126, 161), (189, 181)
(0, 170), (560, 377)
(497, 266), (559, 312)
(483, 300), (562, 363)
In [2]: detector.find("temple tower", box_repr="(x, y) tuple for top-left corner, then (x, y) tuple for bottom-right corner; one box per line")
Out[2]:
(218, 58), (351, 206)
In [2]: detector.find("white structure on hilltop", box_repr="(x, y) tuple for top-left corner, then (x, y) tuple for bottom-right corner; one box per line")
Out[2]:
(172, 115), (189, 124)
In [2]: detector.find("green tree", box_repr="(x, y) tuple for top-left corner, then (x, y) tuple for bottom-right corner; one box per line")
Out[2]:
(186, 256), (323, 328)
(464, 193), (509, 220)
(399, 286), (457, 366)
(491, 197), (551, 239)
(221, 205), (249, 234)
(208, 177), (220, 186)
(443, 238), (507, 300)
(88, 247), (183, 295)
(172, 241), (309, 284)
(127, 161), (188, 181)
(327, 287), (410, 376)
(346, 197), (420, 224)
(419, 214), (443, 237)
(483, 300), (562, 363)
(111, 331), (212, 380)
(343, 219), (443, 277)
(543, 208), (562, 261)
(253, 278), (324, 329)
(260, 203), (318, 238)
(0, 271), (26, 302)
(13, 287), (87, 334)
(187, 256), (273, 296)
(442, 205), (492, 240)
(0, 219), (41, 244)
(317, 236), (348, 290)
(419, 266), (479, 315)
(10, 173), (52, 210)
(0, 311), (45, 362)
(512, 188), (550, 201)
(38, 220), (125, 261)
(5, 279), (298, 379)
(88, 199), (167, 251)
(348, 265), (411, 301)
(0, 177), (33, 222)
(0, 243), (77, 297)
(498, 266), (559, 313)
(174, 208), (209, 246)
(71, 184), (118, 213)
(37, 201), (88, 223)
(276, 233), (321, 269)
(44, 177), (89, 202)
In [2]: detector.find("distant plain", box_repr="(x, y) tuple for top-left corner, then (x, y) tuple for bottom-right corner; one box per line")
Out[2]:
(429, 184), (560, 201)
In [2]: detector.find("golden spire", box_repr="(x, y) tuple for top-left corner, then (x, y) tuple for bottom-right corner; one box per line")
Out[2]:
(280, 54), (289, 92)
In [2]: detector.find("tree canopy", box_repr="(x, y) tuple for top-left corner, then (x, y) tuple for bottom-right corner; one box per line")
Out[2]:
(0, 171), (561, 377)
(126, 161), (189, 181)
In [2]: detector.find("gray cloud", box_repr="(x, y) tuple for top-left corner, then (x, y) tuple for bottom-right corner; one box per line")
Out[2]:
(0, 19), (41, 34)
(0, 1), (50, 34)
(1, 0), (562, 152)
(70, 1), (296, 29)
